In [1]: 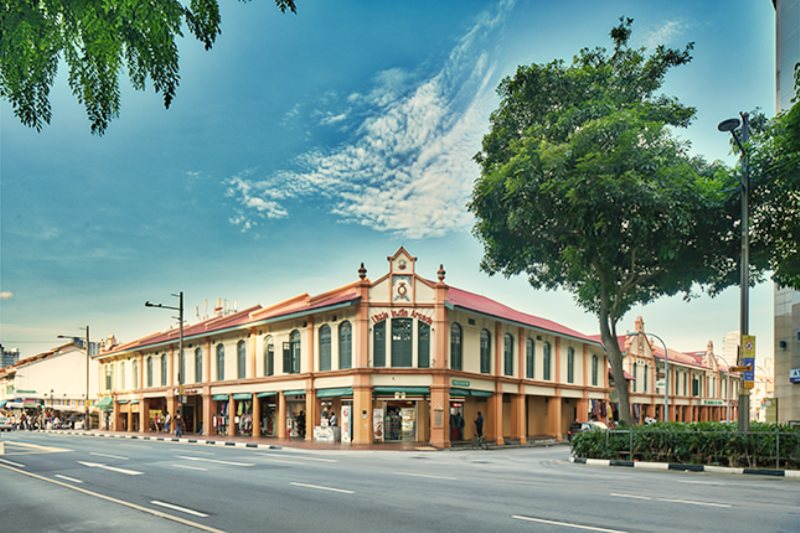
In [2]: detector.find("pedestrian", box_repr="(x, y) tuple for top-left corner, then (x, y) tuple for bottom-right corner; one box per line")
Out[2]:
(297, 410), (306, 438)
(475, 411), (484, 439)
(329, 411), (337, 427)
(455, 412), (464, 441)
(174, 413), (184, 438)
(164, 411), (171, 433)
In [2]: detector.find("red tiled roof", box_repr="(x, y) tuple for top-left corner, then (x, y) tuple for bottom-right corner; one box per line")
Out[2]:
(445, 286), (600, 344)
(588, 334), (626, 352)
(651, 345), (707, 369)
(253, 289), (359, 321)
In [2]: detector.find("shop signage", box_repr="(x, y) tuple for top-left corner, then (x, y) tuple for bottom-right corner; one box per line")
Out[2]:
(451, 379), (470, 387)
(341, 405), (351, 444)
(373, 408), (384, 441)
(701, 399), (724, 406)
(17, 389), (36, 394)
(790, 368), (800, 384)
(370, 309), (433, 325)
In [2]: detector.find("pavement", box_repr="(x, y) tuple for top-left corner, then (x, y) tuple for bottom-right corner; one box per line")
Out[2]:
(1, 431), (798, 532)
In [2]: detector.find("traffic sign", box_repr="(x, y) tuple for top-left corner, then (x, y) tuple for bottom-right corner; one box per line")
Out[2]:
(729, 365), (752, 373)
(742, 335), (755, 358)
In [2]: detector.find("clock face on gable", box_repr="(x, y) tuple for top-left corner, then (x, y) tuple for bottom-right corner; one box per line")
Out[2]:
(392, 275), (412, 302)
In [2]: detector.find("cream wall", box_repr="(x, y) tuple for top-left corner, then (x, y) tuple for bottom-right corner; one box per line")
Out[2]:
(11, 345), (100, 402)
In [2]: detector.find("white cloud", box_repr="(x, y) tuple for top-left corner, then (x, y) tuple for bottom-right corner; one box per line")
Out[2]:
(643, 20), (686, 49)
(226, 0), (515, 238)
(0, 291), (14, 300)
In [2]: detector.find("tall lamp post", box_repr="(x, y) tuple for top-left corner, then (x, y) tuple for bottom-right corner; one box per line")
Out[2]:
(718, 112), (750, 433)
(145, 292), (184, 417)
(713, 353), (732, 422)
(58, 325), (90, 430)
(628, 331), (670, 422)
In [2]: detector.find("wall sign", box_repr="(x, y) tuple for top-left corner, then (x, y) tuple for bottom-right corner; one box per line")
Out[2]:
(790, 368), (800, 384)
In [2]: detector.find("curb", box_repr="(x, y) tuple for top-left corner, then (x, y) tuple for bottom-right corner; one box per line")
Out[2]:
(36, 429), (283, 451)
(570, 456), (800, 479)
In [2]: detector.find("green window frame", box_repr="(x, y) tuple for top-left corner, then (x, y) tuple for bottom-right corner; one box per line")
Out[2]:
(319, 325), (332, 371)
(591, 354), (599, 386)
(289, 330), (301, 373)
(525, 337), (534, 379)
(543, 342), (552, 380)
(237, 340), (247, 379)
(160, 353), (167, 386)
(195, 347), (203, 383)
(339, 322), (352, 369)
(644, 364), (648, 391)
(147, 356), (153, 387)
(504, 333), (514, 376)
(264, 336), (274, 376)
(391, 318), (413, 368)
(633, 362), (638, 392)
(105, 364), (112, 391)
(480, 329), (491, 374)
(567, 347), (575, 383)
(132, 360), (139, 389)
(120, 361), (126, 389)
(373, 321), (386, 367)
(216, 343), (225, 381)
(418, 322), (430, 368)
(450, 323), (462, 371)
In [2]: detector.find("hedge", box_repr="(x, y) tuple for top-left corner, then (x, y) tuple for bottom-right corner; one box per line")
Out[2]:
(570, 422), (800, 469)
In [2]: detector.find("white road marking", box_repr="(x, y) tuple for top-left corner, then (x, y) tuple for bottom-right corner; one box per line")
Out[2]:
(512, 515), (628, 533)
(656, 497), (731, 508)
(290, 482), (354, 494)
(609, 493), (652, 500)
(91, 452), (129, 460)
(172, 464), (208, 471)
(393, 471), (457, 481)
(0, 458), (25, 468)
(292, 456), (338, 463)
(150, 500), (209, 518)
(5, 440), (71, 453)
(256, 455), (304, 465)
(176, 455), (254, 467)
(77, 461), (143, 476)
(54, 474), (83, 484)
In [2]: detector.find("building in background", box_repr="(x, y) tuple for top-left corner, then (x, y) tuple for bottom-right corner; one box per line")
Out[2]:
(773, 0), (800, 423)
(1, 346), (20, 369)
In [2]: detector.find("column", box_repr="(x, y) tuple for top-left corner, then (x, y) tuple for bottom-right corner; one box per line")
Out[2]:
(304, 385), (317, 442)
(250, 329), (258, 378)
(111, 398), (119, 431)
(140, 398), (149, 433)
(127, 410), (133, 433)
(252, 393), (261, 439)
(576, 398), (589, 423)
(513, 393), (527, 444)
(547, 396), (562, 440)
(228, 396), (236, 437)
(429, 374), (450, 448)
(167, 395), (178, 423)
(351, 379), (371, 445)
(202, 391), (213, 436)
(277, 392), (287, 439)
(492, 390), (504, 445)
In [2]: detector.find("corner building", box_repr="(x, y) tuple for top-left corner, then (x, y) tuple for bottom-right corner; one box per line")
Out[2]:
(96, 248), (611, 447)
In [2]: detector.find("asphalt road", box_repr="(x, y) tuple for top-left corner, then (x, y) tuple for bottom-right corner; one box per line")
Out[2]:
(0, 432), (797, 532)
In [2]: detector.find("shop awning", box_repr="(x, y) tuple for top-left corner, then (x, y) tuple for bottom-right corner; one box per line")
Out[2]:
(211, 394), (229, 401)
(232, 393), (251, 400)
(316, 387), (352, 398)
(283, 389), (306, 396)
(117, 399), (130, 405)
(0, 400), (7, 408)
(23, 399), (41, 407)
(449, 388), (494, 398)
(449, 388), (470, 397)
(374, 386), (430, 395)
(130, 399), (140, 405)
(257, 391), (278, 398)
(97, 397), (113, 411)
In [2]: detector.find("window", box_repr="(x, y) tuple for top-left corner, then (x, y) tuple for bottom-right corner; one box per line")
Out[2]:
(391, 318), (413, 367)
(319, 325), (332, 371)
(683, 372), (687, 396)
(373, 322), (386, 367)
(418, 322), (430, 368)
(339, 322), (352, 369)
(633, 362), (638, 392)
(216, 344), (225, 381)
(120, 361), (126, 389)
(591, 355), (599, 386)
(504, 333), (514, 376)
(543, 342), (552, 380)
(147, 356), (153, 387)
(195, 347), (203, 383)
(692, 375), (699, 397)
(289, 330), (301, 373)
(643, 364), (648, 391)
(105, 364), (112, 391)
(133, 360), (139, 389)
(264, 336), (274, 376)
(179, 350), (186, 385)
(480, 329), (492, 374)
(237, 340), (247, 379)
(567, 347), (575, 383)
(450, 323), (462, 371)
(160, 353), (167, 385)
(525, 337), (534, 379)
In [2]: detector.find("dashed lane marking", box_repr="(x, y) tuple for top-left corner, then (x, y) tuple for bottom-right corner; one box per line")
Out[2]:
(255, 455), (304, 465)
(0, 458), (26, 468)
(176, 456), (254, 467)
(77, 461), (143, 476)
(172, 464), (209, 471)
(290, 482), (354, 494)
(656, 497), (731, 508)
(512, 515), (628, 533)
(393, 472), (457, 481)
(610, 493), (652, 500)
(151, 500), (209, 518)
(91, 452), (129, 460)
(54, 474), (83, 484)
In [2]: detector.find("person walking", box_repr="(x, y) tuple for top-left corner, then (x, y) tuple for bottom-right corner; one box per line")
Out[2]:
(164, 411), (171, 433)
(174, 413), (184, 438)
(474, 411), (484, 439)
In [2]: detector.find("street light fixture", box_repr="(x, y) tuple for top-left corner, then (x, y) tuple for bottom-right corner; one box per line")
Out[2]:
(145, 292), (184, 418)
(627, 331), (670, 423)
(57, 325), (90, 430)
(718, 112), (750, 433)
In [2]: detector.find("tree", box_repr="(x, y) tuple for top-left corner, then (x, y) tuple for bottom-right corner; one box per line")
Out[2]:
(1, 0), (297, 135)
(469, 18), (738, 424)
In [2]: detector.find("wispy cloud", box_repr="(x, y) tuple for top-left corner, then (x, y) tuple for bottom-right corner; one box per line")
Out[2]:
(0, 291), (14, 300)
(642, 20), (686, 49)
(226, 0), (515, 238)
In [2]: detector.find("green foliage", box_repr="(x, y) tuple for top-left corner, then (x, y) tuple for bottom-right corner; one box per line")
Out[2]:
(469, 17), (738, 424)
(0, 0), (298, 135)
(571, 422), (800, 469)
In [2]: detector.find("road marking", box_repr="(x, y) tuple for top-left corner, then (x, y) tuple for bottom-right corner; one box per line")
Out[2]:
(176, 455), (254, 467)
(290, 482), (354, 494)
(0, 458), (26, 468)
(172, 464), (209, 471)
(78, 461), (143, 476)
(0, 463), (224, 533)
(4, 440), (71, 453)
(293, 456), (338, 463)
(54, 474), (83, 484)
(512, 515), (628, 533)
(151, 500), (209, 518)
(256, 455), (304, 465)
(656, 497), (731, 508)
(91, 452), (129, 460)
(610, 493), (652, 500)
(393, 471), (457, 481)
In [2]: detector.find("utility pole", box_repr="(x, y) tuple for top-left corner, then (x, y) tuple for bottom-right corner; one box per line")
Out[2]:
(146, 292), (184, 416)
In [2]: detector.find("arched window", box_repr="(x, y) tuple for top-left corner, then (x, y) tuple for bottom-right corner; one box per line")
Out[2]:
(179, 350), (186, 385)
(644, 364), (648, 391)
(105, 364), (112, 391)
(147, 356), (153, 387)
(319, 325), (332, 371)
(567, 347), (575, 383)
(391, 318), (413, 367)
(160, 353), (167, 385)
(120, 361), (126, 389)
(504, 333), (514, 376)
(418, 322), (430, 368)
(633, 362), (638, 392)
(264, 336), (274, 376)
(526, 337), (534, 379)
(339, 322), (352, 369)
(216, 343), (225, 381)
(450, 323), (463, 370)
(543, 342), (552, 380)
(195, 347), (203, 383)
(480, 329), (491, 374)
(288, 330), (301, 374)
(237, 340), (247, 379)
(373, 322), (386, 367)
(591, 354), (599, 386)
(132, 360), (139, 389)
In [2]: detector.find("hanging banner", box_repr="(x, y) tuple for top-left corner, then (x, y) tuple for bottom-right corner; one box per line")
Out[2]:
(373, 407), (384, 442)
(341, 405), (351, 443)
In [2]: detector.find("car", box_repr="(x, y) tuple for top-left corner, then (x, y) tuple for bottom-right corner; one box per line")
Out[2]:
(0, 416), (13, 431)
(567, 420), (608, 441)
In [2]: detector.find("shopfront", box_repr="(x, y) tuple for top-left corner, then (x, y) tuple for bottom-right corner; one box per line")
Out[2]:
(373, 386), (429, 443)
(284, 391), (306, 438)
(179, 393), (203, 434)
(144, 397), (167, 432)
(232, 393), (253, 436)
(212, 394), (230, 435)
(256, 392), (278, 437)
(313, 387), (352, 443)
(448, 388), (492, 442)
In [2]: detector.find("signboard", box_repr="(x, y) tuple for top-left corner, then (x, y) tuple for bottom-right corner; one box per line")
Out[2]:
(655, 379), (666, 389)
(702, 399), (725, 406)
(790, 368), (800, 384)
(743, 357), (755, 383)
(741, 335), (756, 358)
(373, 408), (384, 442)
(341, 405), (351, 444)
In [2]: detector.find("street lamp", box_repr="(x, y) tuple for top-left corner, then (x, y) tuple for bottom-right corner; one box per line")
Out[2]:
(627, 331), (670, 422)
(57, 325), (90, 430)
(713, 353), (732, 422)
(718, 112), (751, 433)
(145, 292), (184, 417)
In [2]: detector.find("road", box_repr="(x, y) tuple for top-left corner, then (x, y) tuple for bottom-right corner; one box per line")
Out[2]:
(0, 432), (797, 532)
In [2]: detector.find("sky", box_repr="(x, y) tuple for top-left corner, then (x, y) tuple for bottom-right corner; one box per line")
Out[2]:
(0, 0), (778, 364)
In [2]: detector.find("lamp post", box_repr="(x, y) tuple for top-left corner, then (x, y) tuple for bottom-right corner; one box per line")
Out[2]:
(57, 325), (90, 430)
(713, 353), (732, 422)
(145, 292), (184, 417)
(627, 331), (670, 422)
(718, 112), (751, 433)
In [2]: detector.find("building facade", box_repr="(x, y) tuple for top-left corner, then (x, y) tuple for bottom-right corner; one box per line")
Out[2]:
(1, 346), (20, 369)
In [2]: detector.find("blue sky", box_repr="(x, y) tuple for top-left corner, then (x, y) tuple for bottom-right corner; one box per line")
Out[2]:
(1, 0), (777, 361)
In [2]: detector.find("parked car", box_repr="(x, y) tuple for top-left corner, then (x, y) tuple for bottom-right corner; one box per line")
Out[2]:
(0, 416), (12, 431)
(567, 420), (608, 441)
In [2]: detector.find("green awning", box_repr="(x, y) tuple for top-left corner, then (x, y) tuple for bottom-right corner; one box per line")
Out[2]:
(449, 388), (470, 397)
(449, 388), (493, 398)
(316, 387), (353, 398)
(130, 399), (140, 405)
(117, 399), (130, 405)
(232, 393), (251, 400)
(97, 397), (113, 410)
(0, 400), (7, 408)
(283, 389), (306, 396)
(257, 391), (278, 398)
(212, 394), (229, 401)
(470, 390), (494, 398)
(374, 386), (430, 395)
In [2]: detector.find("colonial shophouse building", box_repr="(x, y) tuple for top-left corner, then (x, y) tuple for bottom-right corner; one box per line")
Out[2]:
(94, 248), (739, 447)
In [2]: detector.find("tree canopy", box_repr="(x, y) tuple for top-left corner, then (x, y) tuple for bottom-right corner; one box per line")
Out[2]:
(469, 18), (738, 424)
(1, 0), (297, 135)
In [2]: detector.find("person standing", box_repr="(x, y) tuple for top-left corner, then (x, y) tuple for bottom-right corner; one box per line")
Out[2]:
(174, 413), (184, 438)
(474, 411), (484, 439)
(164, 411), (171, 433)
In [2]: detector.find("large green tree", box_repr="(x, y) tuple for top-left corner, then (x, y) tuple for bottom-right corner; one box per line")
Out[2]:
(1, 0), (297, 135)
(469, 18), (738, 424)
